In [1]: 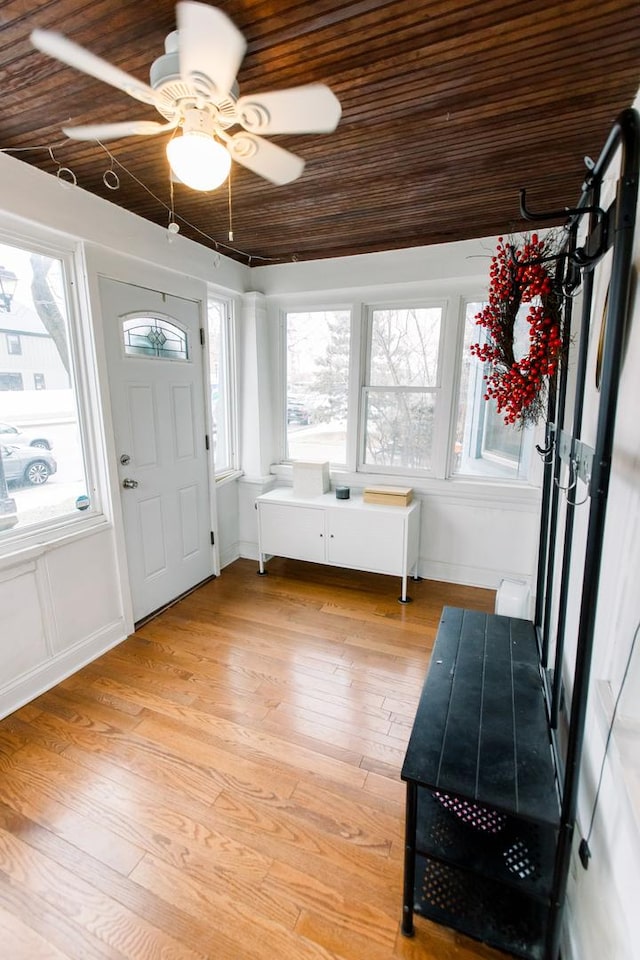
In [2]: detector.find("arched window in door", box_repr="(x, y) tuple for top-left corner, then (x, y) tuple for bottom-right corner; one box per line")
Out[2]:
(122, 316), (189, 361)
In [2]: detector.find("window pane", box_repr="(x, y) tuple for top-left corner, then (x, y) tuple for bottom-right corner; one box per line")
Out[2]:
(286, 310), (350, 465)
(123, 317), (188, 360)
(370, 307), (441, 386)
(0, 241), (92, 536)
(363, 389), (435, 470)
(362, 305), (442, 472)
(207, 299), (233, 474)
(6, 334), (22, 355)
(453, 302), (533, 479)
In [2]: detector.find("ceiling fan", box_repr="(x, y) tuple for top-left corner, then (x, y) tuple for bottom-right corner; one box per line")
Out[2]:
(30, 1), (342, 191)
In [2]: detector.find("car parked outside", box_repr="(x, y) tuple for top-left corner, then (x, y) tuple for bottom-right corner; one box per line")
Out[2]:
(0, 444), (57, 485)
(287, 399), (310, 425)
(0, 421), (52, 449)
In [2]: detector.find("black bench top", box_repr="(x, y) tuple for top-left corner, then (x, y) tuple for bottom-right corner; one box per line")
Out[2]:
(401, 606), (560, 826)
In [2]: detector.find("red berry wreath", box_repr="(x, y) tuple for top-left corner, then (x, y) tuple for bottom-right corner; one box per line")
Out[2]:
(471, 234), (563, 426)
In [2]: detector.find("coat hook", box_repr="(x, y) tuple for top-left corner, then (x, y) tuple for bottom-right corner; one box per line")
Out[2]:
(555, 456), (578, 494)
(536, 441), (554, 464)
(519, 188), (604, 223)
(569, 479), (591, 506)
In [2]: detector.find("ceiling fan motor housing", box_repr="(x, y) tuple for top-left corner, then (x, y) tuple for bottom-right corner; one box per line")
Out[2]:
(150, 30), (237, 126)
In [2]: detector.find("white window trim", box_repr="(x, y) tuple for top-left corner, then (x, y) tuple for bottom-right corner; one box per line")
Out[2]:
(206, 293), (239, 479)
(0, 228), (109, 558)
(277, 290), (542, 490)
(359, 298), (455, 478)
(281, 303), (354, 467)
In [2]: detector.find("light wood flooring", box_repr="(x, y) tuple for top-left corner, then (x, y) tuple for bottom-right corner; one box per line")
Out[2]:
(0, 558), (509, 960)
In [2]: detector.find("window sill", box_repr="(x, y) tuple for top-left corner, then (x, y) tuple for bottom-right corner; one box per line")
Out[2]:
(215, 469), (244, 488)
(0, 513), (111, 571)
(270, 463), (542, 507)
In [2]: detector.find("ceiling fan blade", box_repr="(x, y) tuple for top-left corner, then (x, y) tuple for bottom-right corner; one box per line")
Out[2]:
(62, 120), (177, 141)
(176, 1), (246, 100)
(30, 29), (159, 107)
(226, 133), (305, 185)
(235, 84), (342, 135)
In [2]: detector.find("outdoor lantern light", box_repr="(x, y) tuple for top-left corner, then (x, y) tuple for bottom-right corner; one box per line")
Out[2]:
(0, 265), (18, 312)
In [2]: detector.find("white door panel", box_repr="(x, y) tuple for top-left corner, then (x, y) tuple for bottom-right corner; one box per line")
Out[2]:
(100, 278), (213, 622)
(129, 385), (159, 466)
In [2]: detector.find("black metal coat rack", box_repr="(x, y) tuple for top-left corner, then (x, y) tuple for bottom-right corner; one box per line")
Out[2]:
(399, 108), (638, 960)
(530, 106), (638, 959)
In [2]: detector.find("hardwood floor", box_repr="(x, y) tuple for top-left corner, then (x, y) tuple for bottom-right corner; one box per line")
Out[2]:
(0, 558), (509, 960)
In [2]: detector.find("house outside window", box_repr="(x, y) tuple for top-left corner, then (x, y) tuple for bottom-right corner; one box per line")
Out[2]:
(6, 333), (21, 355)
(0, 372), (23, 391)
(34, 373), (45, 390)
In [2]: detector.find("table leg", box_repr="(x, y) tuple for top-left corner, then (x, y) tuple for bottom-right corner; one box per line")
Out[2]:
(398, 572), (412, 603)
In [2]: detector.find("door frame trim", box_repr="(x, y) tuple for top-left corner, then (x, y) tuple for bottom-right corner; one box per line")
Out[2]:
(87, 248), (215, 632)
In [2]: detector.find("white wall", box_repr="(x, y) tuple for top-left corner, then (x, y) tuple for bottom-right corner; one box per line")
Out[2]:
(0, 526), (125, 716)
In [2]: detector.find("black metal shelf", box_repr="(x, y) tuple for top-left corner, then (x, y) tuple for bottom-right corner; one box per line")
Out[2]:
(402, 607), (560, 826)
(401, 607), (561, 955)
(415, 787), (558, 901)
(413, 854), (548, 960)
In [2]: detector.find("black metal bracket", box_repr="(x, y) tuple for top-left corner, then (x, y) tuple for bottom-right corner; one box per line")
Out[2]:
(519, 187), (605, 224)
(557, 431), (594, 487)
(514, 189), (611, 271)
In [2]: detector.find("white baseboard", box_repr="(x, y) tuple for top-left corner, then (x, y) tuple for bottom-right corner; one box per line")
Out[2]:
(0, 618), (127, 720)
(238, 541), (260, 562)
(232, 544), (515, 591)
(418, 558), (518, 590)
(219, 543), (241, 570)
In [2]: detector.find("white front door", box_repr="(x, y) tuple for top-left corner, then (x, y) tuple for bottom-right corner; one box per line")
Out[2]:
(100, 278), (213, 623)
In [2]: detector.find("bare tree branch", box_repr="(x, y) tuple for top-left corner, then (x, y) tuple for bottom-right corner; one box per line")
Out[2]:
(29, 254), (70, 377)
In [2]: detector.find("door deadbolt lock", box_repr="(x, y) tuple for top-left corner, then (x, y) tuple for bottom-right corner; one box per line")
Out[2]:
(120, 454), (131, 465)
(122, 478), (138, 489)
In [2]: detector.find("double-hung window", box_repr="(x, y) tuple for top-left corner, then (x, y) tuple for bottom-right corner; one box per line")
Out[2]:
(361, 305), (445, 474)
(281, 297), (535, 483)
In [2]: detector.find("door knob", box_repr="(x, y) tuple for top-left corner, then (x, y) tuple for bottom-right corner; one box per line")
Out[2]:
(122, 478), (138, 489)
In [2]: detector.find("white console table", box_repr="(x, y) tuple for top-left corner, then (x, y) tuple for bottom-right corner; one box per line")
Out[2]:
(256, 487), (421, 602)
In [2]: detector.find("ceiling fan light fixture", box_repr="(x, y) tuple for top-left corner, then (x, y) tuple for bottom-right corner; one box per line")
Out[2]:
(167, 129), (231, 191)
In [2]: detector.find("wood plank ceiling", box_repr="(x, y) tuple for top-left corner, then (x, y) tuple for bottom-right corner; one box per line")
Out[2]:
(1, 0), (639, 265)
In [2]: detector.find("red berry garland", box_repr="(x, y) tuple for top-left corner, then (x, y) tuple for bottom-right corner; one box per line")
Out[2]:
(470, 234), (563, 426)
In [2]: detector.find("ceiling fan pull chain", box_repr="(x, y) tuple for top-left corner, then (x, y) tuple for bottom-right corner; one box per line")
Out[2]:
(228, 170), (234, 242)
(167, 173), (180, 240)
